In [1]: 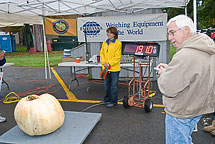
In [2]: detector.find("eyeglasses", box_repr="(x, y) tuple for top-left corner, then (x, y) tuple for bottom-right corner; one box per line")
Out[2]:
(167, 28), (181, 37)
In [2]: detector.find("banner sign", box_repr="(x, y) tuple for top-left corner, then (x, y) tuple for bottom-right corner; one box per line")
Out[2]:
(77, 13), (167, 42)
(45, 17), (77, 36)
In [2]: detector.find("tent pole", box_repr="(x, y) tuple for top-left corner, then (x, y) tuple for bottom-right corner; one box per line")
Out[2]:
(46, 42), (52, 79)
(193, 0), (197, 30)
(185, 6), (187, 16)
(42, 17), (47, 79)
(42, 16), (51, 79)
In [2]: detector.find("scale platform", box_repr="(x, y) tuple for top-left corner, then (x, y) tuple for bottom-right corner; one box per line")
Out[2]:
(0, 111), (102, 144)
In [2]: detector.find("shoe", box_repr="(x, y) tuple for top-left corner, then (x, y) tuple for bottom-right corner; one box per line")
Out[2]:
(0, 115), (6, 123)
(99, 101), (108, 105)
(106, 103), (117, 108)
(211, 129), (215, 136)
(203, 120), (215, 133)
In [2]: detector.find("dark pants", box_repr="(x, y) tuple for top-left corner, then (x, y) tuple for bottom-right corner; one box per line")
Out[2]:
(213, 112), (215, 120)
(104, 71), (120, 104)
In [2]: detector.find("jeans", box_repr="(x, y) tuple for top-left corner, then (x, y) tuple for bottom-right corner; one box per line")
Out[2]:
(104, 71), (119, 104)
(165, 113), (202, 144)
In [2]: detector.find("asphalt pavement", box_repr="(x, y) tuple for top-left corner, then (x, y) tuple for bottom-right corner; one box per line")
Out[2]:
(0, 66), (214, 144)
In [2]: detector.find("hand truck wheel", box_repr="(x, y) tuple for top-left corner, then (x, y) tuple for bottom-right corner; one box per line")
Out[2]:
(144, 98), (153, 113)
(122, 96), (130, 108)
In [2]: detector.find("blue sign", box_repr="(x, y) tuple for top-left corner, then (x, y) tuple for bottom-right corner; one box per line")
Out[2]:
(80, 21), (103, 36)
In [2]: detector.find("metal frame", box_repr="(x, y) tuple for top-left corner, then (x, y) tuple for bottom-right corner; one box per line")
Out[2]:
(0, 0), (190, 16)
(127, 56), (153, 108)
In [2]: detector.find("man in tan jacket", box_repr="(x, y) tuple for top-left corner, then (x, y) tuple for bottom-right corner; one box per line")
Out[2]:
(157, 15), (215, 144)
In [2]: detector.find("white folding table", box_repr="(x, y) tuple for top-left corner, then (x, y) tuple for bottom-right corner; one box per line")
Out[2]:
(58, 61), (150, 89)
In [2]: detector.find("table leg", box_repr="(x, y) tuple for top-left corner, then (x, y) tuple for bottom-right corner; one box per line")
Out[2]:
(69, 66), (79, 90)
(0, 68), (9, 90)
(2, 79), (9, 90)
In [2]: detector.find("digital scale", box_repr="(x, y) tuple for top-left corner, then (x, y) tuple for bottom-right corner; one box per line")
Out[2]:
(122, 42), (160, 112)
(122, 42), (160, 57)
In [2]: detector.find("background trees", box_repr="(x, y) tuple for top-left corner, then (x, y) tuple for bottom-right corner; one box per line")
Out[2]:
(163, 0), (215, 29)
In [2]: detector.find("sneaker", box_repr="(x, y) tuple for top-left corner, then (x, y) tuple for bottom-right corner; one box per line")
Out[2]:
(106, 103), (117, 108)
(203, 120), (215, 132)
(0, 115), (6, 123)
(211, 129), (215, 136)
(99, 101), (109, 105)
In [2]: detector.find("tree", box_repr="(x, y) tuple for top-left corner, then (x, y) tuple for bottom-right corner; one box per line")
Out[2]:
(162, 0), (215, 29)
(198, 0), (215, 29)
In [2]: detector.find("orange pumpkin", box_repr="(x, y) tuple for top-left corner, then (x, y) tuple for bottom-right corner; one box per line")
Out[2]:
(14, 94), (65, 136)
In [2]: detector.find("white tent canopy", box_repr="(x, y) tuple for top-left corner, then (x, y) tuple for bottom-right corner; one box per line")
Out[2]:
(0, 0), (190, 79)
(0, 13), (42, 27)
(0, 0), (190, 26)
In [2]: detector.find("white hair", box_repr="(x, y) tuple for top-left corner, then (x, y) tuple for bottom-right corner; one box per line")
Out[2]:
(167, 15), (196, 34)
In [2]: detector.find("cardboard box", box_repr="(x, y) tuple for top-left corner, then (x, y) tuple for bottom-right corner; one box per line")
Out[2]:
(61, 57), (85, 62)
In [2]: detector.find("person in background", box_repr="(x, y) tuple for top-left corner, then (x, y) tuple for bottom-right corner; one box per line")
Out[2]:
(203, 24), (215, 134)
(210, 31), (215, 42)
(206, 27), (212, 37)
(0, 50), (6, 123)
(100, 27), (122, 108)
(203, 112), (215, 136)
(203, 29), (215, 136)
(157, 15), (215, 143)
(0, 113), (6, 123)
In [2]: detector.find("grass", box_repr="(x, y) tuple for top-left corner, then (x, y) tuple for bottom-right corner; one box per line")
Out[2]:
(5, 44), (177, 67)
(170, 45), (176, 61)
(170, 46), (176, 60)
(5, 45), (63, 67)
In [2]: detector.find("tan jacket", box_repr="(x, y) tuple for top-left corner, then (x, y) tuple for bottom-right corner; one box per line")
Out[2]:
(100, 39), (122, 72)
(158, 33), (215, 119)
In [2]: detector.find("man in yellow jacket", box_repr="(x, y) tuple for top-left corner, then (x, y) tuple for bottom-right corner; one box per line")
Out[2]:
(100, 27), (122, 108)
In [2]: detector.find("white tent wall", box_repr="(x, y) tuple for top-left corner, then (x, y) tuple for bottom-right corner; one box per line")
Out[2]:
(83, 9), (169, 79)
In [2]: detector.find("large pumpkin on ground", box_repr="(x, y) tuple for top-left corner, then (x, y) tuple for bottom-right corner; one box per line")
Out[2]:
(14, 94), (65, 136)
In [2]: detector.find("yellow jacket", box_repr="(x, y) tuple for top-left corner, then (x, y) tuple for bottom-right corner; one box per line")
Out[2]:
(100, 39), (122, 72)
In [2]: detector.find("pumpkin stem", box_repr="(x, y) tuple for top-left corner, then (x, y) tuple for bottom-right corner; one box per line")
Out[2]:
(27, 95), (38, 101)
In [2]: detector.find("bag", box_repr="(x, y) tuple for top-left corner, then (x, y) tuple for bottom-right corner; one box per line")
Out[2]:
(99, 66), (111, 79)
